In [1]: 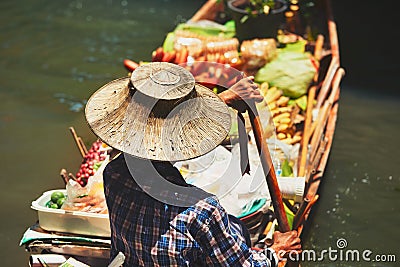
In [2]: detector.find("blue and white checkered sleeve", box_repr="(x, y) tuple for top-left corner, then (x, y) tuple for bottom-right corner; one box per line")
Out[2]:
(194, 200), (278, 267)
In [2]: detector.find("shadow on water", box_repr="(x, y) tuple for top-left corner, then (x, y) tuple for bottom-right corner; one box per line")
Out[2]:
(0, 0), (399, 266)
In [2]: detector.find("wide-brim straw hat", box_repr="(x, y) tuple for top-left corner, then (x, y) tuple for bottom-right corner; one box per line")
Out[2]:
(85, 62), (231, 162)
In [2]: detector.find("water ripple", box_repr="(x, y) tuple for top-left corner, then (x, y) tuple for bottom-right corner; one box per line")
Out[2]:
(54, 93), (87, 112)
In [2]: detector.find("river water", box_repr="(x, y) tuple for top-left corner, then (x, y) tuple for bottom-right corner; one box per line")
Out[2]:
(0, 0), (399, 266)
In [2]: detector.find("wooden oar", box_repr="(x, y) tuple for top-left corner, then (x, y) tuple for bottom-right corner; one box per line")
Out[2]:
(247, 100), (291, 232)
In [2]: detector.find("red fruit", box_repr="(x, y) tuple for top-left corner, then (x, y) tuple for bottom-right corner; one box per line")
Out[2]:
(152, 47), (164, 62)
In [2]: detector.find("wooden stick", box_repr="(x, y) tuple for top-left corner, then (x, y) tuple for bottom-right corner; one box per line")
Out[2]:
(292, 198), (310, 230)
(309, 68), (345, 163)
(68, 172), (78, 182)
(292, 195), (319, 230)
(315, 0), (340, 109)
(304, 137), (328, 192)
(309, 101), (329, 163)
(325, 0), (340, 61)
(298, 86), (316, 177)
(247, 101), (291, 232)
(309, 137), (328, 176)
(316, 59), (339, 109)
(60, 169), (69, 185)
(69, 126), (86, 158)
(78, 137), (88, 155)
(189, 0), (224, 22)
(297, 34), (324, 176)
(313, 34), (325, 62)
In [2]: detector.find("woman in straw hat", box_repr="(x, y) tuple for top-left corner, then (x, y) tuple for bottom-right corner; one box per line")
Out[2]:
(85, 62), (301, 266)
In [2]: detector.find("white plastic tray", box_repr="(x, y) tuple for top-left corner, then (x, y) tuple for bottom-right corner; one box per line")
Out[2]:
(31, 189), (111, 237)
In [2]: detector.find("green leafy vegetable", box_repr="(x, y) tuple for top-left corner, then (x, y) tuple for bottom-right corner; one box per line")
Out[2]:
(255, 50), (316, 98)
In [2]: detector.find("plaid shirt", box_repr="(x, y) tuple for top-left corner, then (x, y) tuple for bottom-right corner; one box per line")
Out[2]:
(103, 154), (278, 267)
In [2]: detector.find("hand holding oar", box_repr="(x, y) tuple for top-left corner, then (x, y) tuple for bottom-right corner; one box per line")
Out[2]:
(225, 74), (301, 267)
(227, 73), (291, 231)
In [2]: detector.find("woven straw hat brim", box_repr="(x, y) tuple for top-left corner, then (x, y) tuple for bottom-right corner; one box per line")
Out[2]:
(85, 77), (231, 162)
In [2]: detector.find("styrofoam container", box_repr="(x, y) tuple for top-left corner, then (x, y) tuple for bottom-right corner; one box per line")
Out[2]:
(31, 189), (111, 237)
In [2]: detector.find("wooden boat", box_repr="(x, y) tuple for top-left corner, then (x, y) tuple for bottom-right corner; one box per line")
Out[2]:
(130, 0), (344, 246)
(188, 0), (344, 226)
(21, 0), (344, 265)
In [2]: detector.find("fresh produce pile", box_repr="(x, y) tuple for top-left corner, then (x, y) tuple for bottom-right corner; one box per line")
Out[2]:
(75, 139), (108, 187)
(45, 191), (66, 209)
(258, 82), (305, 145)
(122, 21), (320, 184)
(44, 139), (110, 213)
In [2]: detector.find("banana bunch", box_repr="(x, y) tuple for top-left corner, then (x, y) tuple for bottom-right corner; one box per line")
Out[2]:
(258, 82), (304, 145)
